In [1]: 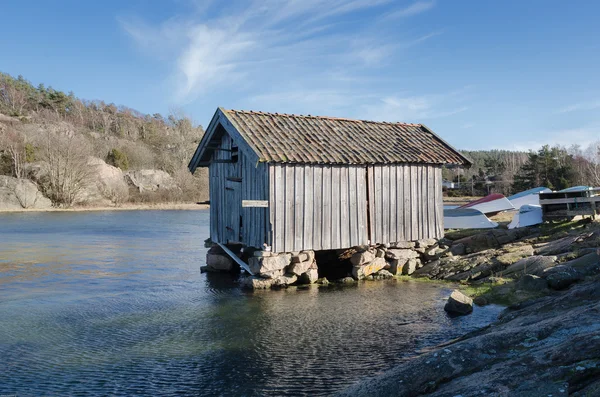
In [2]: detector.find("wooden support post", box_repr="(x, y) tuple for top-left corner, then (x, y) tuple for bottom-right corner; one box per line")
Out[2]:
(217, 243), (254, 275)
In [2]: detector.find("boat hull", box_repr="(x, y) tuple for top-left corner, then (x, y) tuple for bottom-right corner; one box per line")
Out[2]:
(458, 194), (514, 215)
(508, 204), (543, 229)
(444, 208), (499, 229)
(508, 187), (551, 209)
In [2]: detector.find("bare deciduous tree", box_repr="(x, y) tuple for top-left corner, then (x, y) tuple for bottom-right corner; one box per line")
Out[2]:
(0, 74), (28, 116)
(36, 128), (97, 207)
(585, 142), (600, 186)
(0, 127), (27, 178)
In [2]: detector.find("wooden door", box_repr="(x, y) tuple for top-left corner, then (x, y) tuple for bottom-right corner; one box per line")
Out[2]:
(225, 179), (241, 243)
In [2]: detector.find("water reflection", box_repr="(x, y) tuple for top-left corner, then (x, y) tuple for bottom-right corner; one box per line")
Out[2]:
(0, 210), (502, 396)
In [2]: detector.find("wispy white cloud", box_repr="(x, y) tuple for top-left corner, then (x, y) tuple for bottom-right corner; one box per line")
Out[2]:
(176, 25), (255, 100)
(120, 0), (443, 111)
(558, 100), (600, 113)
(385, 1), (436, 19)
(361, 87), (473, 122)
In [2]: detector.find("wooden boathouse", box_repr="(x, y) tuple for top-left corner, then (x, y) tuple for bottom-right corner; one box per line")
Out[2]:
(189, 108), (471, 253)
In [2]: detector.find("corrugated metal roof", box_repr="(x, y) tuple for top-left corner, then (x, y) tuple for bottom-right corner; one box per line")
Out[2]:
(221, 109), (469, 165)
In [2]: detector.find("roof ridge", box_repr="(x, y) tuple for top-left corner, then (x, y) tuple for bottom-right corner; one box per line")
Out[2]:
(224, 108), (421, 127)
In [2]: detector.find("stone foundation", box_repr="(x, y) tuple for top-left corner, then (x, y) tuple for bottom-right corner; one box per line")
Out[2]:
(201, 238), (453, 290)
(239, 250), (317, 289)
(201, 245), (236, 273)
(202, 246), (319, 290)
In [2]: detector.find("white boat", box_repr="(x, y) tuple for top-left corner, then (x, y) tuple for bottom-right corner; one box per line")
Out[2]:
(444, 208), (499, 229)
(508, 204), (543, 229)
(559, 186), (591, 192)
(458, 193), (514, 215)
(508, 187), (551, 209)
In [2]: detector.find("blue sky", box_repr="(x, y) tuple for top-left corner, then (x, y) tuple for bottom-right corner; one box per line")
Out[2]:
(1, 0), (599, 150)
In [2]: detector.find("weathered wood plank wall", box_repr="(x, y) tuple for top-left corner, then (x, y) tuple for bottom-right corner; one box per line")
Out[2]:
(269, 164), (369, 252)
(211, 135), (443, 251)
(367, 164), (443, 243)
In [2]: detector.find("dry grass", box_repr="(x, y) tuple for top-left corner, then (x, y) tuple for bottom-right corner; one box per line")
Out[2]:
(489, 210), (517, 226)
(443, 196), (482, 206)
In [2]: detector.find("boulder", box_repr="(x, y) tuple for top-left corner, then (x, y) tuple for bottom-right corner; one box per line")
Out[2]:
(239, 276), (276, 289)
(85, 157), (129, 204)
(299, 268), (319, 284)
(517, 274), (548, 291)
(260, 269), (284, 279)
(125, 169), (176, 192)
(424, 247), (447, 261)
(535, 235), (580, 256)
(248, 254), (291, 275)
(389, 258), (409, 275)
(390, 241), (416, 249)
(500, 256), (557, 278)
(495, 245), (534, 266)
(376, 248), (386, 258)
(288, 259), (314, 276)
(372, 269), (394, 280)
(302, 250), (316, 263)
(544, 266), (581, 290)
(444, 290), (473, 315)
(206, 253), (235, 272)
(454, 229), (526, 254)
(561, 251), (600, 275)
(415, 250), (498, 281)
(450, 243), (466, 256)
(350, 250), (376, 267)
(291, 252), (309, 263)
(352, 258), (387, 280)
(386, 249), (419, 261)
(416, 238), (437, 248)
(273, 273), (298, 287)
(0, 176), (52, 210)
(337, 276), (356, 284)
(543, 252), (600, 290)
(402, 258), (419, 275)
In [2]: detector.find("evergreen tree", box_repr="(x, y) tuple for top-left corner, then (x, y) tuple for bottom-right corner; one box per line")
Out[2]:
(512, 145), (577, 191)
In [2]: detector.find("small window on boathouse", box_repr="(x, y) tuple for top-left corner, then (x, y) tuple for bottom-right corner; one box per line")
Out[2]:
(231, 140), (239, 163)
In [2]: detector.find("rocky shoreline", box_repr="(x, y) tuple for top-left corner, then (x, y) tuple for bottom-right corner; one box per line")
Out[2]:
(338, 276), (600, 396)
(334, 220), (600, 396)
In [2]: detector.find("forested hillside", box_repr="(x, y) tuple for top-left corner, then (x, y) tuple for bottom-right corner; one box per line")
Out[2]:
(443, 144), (600, 197)
(0, 72), (208, 207)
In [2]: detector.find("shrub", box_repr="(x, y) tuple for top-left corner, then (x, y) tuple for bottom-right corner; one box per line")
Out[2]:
(106, 148), (129, 170)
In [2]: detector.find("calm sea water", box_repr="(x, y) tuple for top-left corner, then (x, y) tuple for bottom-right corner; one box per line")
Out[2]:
(0, 210), (501, 396)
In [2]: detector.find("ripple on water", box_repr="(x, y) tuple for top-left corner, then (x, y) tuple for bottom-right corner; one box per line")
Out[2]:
(0, 211), (502, 396)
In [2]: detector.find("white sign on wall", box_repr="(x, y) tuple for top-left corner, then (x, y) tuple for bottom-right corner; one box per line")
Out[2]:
(242, 200), (269, 208)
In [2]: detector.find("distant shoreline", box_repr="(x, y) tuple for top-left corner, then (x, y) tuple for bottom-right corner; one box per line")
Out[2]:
(0, 202), (209, 213)
(1, 197), (479, 213)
